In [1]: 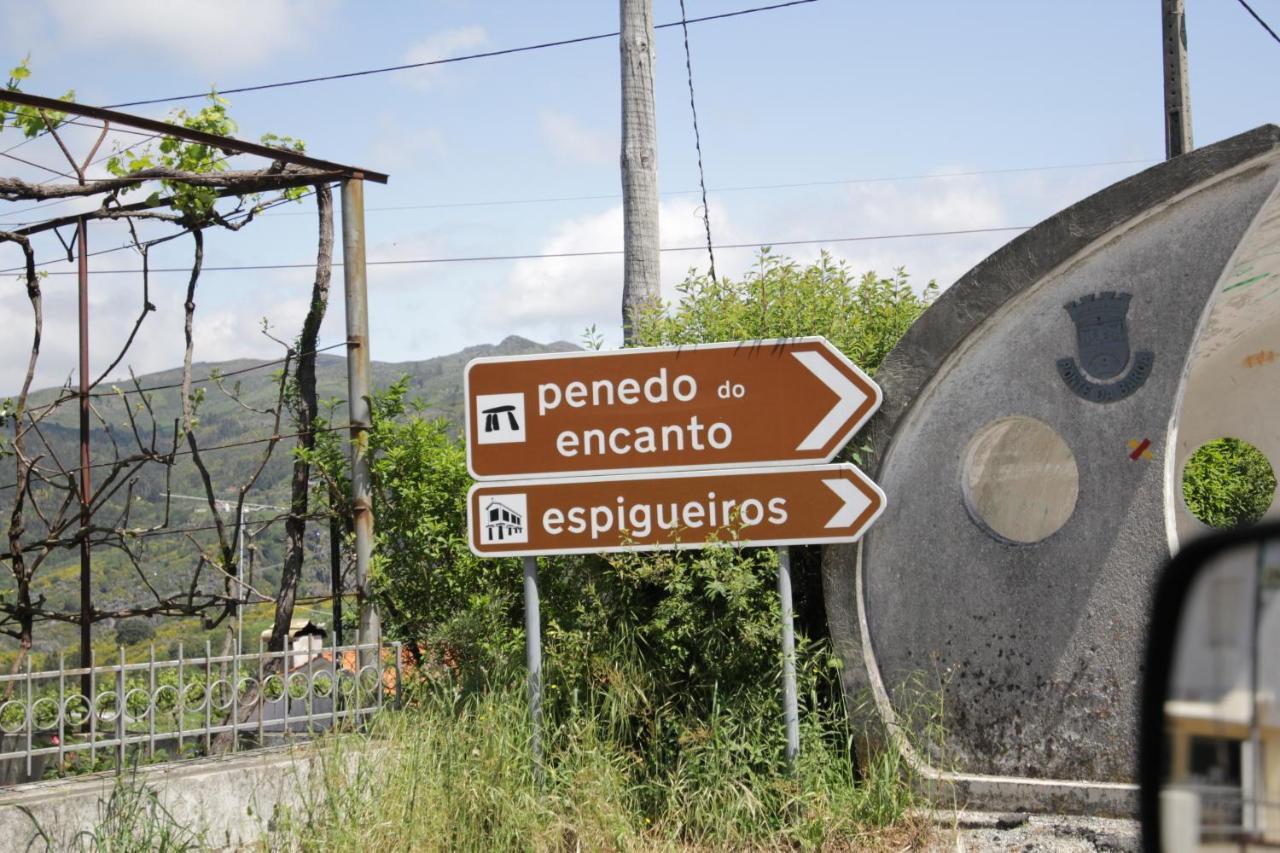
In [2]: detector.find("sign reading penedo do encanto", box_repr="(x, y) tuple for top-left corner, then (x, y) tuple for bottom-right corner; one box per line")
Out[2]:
(463, 337), (886, 557)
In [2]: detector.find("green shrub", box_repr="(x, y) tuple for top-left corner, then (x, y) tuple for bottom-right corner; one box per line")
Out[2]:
(1183, 437), (1277, 528)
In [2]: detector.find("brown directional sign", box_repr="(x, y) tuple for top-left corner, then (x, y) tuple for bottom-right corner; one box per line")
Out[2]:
(467, 463), (885, 557)
(465, 337), (881, 480)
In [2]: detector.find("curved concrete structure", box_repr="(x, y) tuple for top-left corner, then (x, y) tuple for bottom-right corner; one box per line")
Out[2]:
(822, 125), (1280, 805)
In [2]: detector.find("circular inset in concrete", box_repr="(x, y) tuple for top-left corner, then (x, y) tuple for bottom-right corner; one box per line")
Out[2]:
(1182, 437), (1277, 528)
(962, 416), (1079, 544)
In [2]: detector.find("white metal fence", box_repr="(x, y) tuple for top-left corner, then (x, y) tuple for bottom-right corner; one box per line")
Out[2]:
(0, 638), (402, 785)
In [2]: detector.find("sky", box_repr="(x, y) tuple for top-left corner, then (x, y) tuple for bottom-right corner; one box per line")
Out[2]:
(0, 0), (1276, 394)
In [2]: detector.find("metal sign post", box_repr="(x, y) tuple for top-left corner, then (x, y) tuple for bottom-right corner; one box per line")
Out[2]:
(523, 556), (544, 785)
(776, 546), (800, 767)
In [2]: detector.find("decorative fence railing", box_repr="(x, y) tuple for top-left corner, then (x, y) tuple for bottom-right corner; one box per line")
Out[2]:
(0, 639), (402, 786)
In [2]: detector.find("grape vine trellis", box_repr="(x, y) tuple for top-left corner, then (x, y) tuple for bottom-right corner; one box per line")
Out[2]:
(0, 71), (387, 689)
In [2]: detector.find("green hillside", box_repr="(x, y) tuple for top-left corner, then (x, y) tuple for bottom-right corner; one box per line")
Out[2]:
(1, 335), (575, 663)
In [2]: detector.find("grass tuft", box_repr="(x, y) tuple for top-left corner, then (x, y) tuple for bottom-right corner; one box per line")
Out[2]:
(271, 658), (935, 851)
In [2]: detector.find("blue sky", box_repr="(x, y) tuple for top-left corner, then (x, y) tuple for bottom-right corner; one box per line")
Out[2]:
(0, 0), (1275, 393)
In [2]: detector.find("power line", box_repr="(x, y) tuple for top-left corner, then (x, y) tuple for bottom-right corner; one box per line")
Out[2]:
(103, 0), (821, 109)
(0, 184), (324, 270)
(0, 423), (353, 492)
(0, 157), (1151, 232)
(0, 155), (1151, 273)
(0, 149), (74, 181)
(15, 225), (1031, 277)
(19, 341), (348, 425)
(1234, 0), (1280, 44)
(87, 341), (346, 397)
(246, 158), (1156, 216)
(678, 0), (717, 282)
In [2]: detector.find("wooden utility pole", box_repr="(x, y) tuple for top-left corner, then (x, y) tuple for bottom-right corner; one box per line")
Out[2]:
(620, 0), (660, 344)
(1162, 0), (1193, 159)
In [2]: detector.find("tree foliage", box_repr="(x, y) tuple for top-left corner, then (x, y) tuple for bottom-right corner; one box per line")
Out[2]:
(632, 250), (935, 371)
(1183, 437), (1277, 528)
(0, 58), (71, 138)
(106, 94), (308, 222)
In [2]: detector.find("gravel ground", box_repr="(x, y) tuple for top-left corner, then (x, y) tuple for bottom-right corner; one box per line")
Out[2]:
(928, 811), (1142, 852)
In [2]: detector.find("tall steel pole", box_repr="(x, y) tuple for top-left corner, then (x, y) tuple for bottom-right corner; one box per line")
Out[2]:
(329, 490), (344, 649)
(77, 218), (92, 698)
(1162, 0), (1193, 159)
(341, 179), (379, 664)
(620, 0), (660, 344)
(236, 503), (244, 653)
(523, 556), (544, 785)
(776, 547), (800, 768)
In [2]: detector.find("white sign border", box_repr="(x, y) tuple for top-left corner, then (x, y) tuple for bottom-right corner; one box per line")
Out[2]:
(466, 462), (887, 558)
(463, 336), (882, 481)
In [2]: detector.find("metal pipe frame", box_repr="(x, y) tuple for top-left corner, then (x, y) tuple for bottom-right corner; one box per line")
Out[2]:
(0, 90), (388, 184)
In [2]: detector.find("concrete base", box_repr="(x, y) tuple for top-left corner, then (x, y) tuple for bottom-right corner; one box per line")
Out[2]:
(0, 746), (318, 850)
(922, 769), (1138, 819)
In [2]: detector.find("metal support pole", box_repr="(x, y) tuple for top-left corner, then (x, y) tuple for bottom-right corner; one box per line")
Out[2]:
(1249, 543), (1266, 833)
(523, 556), (544, 784)
(330, 500), (344, 649)
(236, 503), (244, 655)
(77, 218), (92, 702)
(1162, 0), (1193, 159)
(776, 546), (800, 768)
(341, 179), (379, 667)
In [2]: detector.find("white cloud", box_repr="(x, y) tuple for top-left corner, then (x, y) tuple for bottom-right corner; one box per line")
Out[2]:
(37, 0), (337, 75)
(539, 111), (615, 165)
(400, 26), (488, 90)
(466, 169), (1034, 353)
(0, 232), (345, 396)
(367, 123), (447, 174)
(466, 199), (729, 348)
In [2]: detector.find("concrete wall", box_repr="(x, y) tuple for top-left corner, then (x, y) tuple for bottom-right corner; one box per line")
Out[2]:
(0, 746), (319, 850)
(822, 125), (1280, 794)
(1171, 180), (1280, 543)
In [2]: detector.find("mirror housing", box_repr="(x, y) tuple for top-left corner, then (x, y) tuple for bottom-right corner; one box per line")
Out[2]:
(1141, 520), (1280, 851)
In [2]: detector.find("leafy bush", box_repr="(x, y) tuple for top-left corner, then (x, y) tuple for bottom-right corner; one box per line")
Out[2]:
(114, 619), (155, 648)
(1183, 437), (1277, 528)
(632, 250), (934, 370)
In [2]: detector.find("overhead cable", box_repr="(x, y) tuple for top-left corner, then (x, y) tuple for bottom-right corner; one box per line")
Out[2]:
(1234, 0), (1280, 44)
(678, 0), (718, 282)
(104, 1), (822, 109)
(15, 225), (1032, 276)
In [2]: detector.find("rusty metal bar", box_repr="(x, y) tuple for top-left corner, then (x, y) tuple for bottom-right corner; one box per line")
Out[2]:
(330, 494), (343, 649)
(341, 179), (379, 667)
(0, 90), (388, 184)
(77, 218), (91, 703)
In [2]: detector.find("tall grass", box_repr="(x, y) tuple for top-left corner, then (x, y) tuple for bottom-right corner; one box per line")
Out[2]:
(273, 650), (936, 851)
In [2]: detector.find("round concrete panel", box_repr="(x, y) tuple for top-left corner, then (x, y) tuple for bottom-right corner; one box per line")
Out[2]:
(822, 125), (1280, 790)
(963, 416), (1079, 544)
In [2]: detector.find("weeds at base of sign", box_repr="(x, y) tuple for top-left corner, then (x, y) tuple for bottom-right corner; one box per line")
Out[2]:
(267, 647), (949, 850)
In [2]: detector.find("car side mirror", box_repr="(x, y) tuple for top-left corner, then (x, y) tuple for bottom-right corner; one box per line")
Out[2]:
(1141, 521), (1280, 851)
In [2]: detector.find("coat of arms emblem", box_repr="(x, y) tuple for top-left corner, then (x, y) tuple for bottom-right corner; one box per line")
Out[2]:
(1056, 291), (1153, 403)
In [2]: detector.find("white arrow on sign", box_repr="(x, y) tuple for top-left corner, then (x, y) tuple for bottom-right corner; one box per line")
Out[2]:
(793, 350), (873, 451)
(823, 477), (873, 529)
